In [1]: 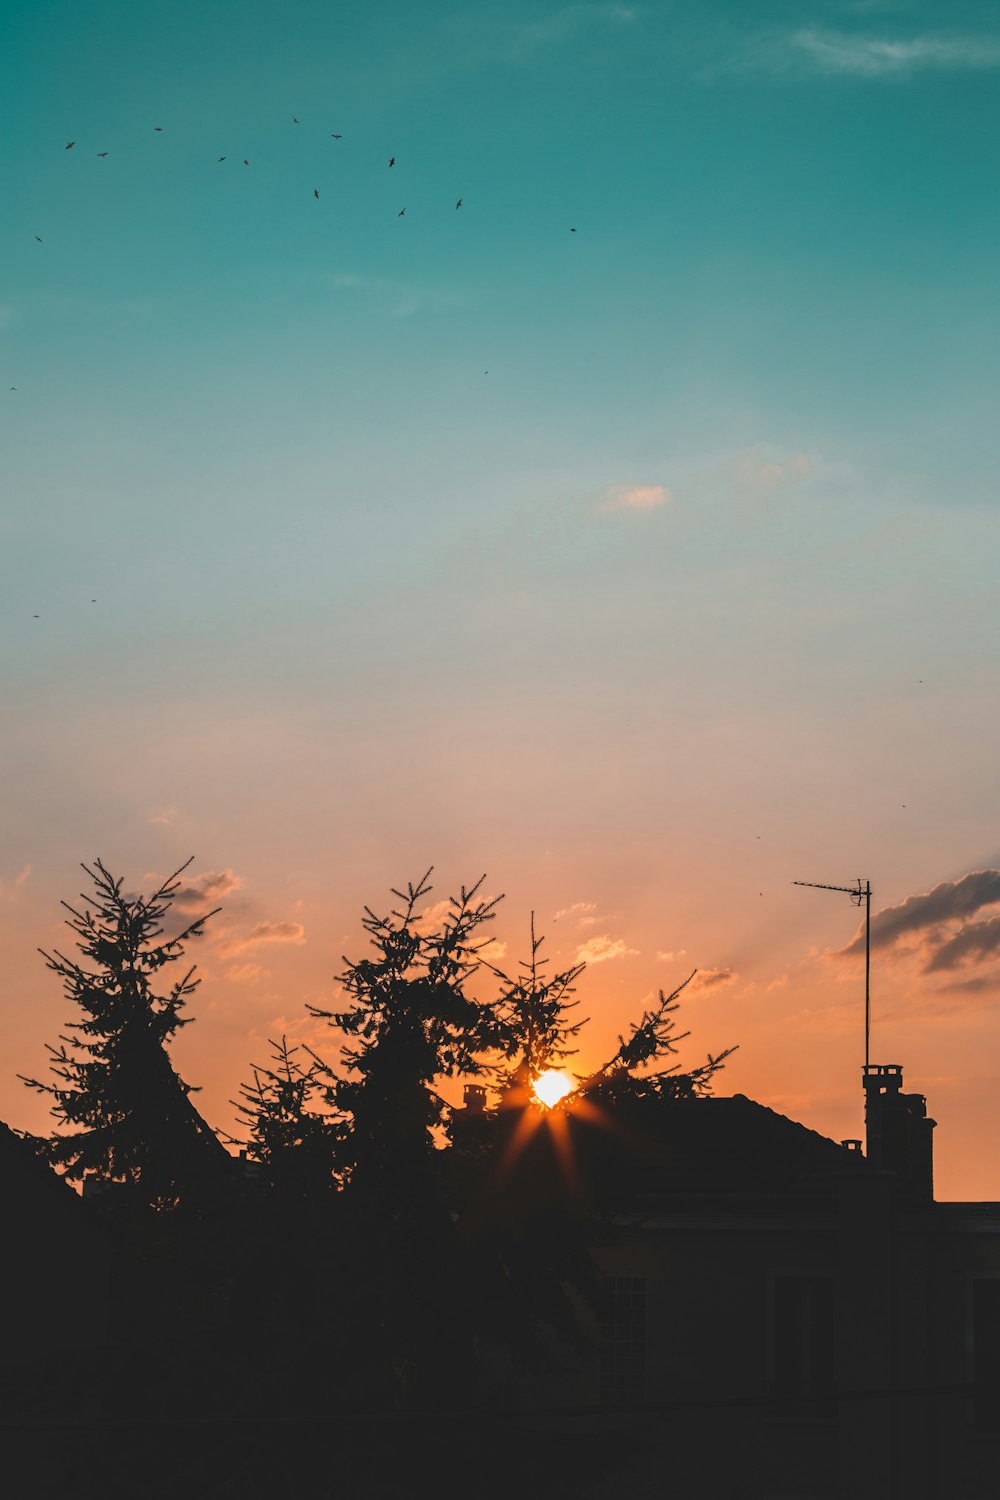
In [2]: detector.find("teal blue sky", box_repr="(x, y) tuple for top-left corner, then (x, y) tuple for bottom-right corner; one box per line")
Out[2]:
(3, 1), (1000, 1195)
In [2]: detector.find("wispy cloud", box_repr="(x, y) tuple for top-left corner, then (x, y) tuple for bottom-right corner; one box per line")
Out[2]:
(690, 444), (816, 500)
(689, 966), (739, 992)
(503, 5), (638, 59)
(597, 482), (671, 515)
(781, 29), (1000, 77)
(553, 900), (598, 924)
(225, 962), (265, 984)
(838, 870), (1000, 976)
(576, 933), (637, 964)
(217, 920), (306, 957)
(843, 871), (1000, 953)
(331, 272), (467, 319)
(925, 916), (1000, 974)
(477, 938), (508, 965)
(173, 868), (244, 909)
(0, 864), (31, 901)
(411, 897), (454, 932)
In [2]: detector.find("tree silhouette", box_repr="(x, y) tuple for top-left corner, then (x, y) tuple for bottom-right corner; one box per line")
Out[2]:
(490, 913), (586, 1096)
(307, 869), (504, 1398)
(19, 858), (231, 1211)
(308, 868), (502, 1200)
(584, 977), (738, 1109)
(230, 1033), (343, 1197)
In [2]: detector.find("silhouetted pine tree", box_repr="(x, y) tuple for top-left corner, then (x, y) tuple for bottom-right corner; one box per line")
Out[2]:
(490, 913), (586, 1093)
(231, 1033), (343, 1197)
(19, 857), (232, 1212)
(445, 920), (598, 1371)
(309, 869), (501, 1198)
(583, 975), (738, 1110)
(308, 869), (503, 1399)
(211, 1035), (352, 1419)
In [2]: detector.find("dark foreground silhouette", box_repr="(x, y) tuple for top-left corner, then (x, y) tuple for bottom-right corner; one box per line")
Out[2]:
(6, 861), (1000, 1499)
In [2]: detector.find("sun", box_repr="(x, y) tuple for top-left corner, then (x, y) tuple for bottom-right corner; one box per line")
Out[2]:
(533, 1068), (575, 1109)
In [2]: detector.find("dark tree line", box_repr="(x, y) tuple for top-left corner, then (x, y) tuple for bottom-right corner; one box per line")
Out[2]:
(14, 857), (735, 1497)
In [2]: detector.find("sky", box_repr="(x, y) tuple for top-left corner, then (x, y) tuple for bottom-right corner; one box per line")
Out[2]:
(3, 0), (999, 1198)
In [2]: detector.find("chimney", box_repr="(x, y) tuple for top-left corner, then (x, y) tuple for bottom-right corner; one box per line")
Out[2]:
(863, 1064), (936, 1200)
(463, 1083), (487, 1114)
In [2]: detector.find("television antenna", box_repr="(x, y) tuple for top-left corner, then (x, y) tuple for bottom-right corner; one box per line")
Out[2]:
(793, 878), (872, 1068)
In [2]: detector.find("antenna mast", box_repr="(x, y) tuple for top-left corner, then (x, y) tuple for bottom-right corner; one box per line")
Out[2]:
(793, 878), (872, 1068)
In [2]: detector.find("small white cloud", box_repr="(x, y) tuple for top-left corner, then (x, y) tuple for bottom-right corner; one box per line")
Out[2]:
(553, 901), (598, 923)
(766, 974), (789, 992)
(476, 938), (508, 965)
(656, 948), (687, 962)
(576, 934), (637, 965)
(150, 807), (176, 826)
(411, 898), (454, 932)
(597, 482), (671, 515)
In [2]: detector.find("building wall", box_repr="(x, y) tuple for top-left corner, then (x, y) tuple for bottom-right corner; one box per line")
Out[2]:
(518, 1190), (1000, 1500)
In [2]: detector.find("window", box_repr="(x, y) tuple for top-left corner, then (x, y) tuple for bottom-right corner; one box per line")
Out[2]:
(771, 1275), (835, 1418)
(973, 1279), (1000, 1432)
(600, 1276), (646, 1406)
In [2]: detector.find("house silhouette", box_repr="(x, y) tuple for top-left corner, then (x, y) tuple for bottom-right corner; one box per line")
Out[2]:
(463, 1063), (1000, 1500)
(3, 1063), (999, 1499)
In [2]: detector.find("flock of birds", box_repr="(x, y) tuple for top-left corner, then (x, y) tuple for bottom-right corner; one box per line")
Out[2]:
(13, 116), (586, 617)
(10, 118), (580, 400)
(23, 121), (580, 242)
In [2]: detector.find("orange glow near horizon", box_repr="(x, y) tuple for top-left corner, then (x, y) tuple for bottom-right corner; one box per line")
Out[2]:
(533, 1069), (575, 1109)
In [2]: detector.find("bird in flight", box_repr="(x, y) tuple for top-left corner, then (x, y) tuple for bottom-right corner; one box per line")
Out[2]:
(97, 151), (108, 158)
(243, 159), (250, 166)
(35, 235), (43, 242)
(65, 141), (75, 150)
(570, 227), (577, 232)
(293, 116), (300, 124)
(217, 156), (225, 162)
(388, 156), (395, 167)
(154, 126), (163, 132)
(455, 198), (462, 209)
(398, 207), (406, 216)
(314, 188), (319, 198)
(331, 133), (342, 139)
(8, 386), (15, 391)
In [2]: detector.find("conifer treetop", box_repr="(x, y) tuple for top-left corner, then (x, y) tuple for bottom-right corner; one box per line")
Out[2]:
(19, 856), (230, 1206)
